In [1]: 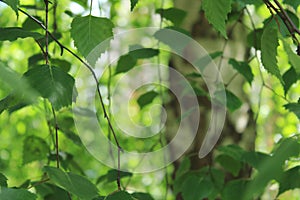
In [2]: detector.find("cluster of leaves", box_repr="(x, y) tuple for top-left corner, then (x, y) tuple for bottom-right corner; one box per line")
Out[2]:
(0, 0), (300, 199)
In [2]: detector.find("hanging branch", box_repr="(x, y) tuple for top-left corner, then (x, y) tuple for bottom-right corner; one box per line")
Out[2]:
(18, 7), (123, 190)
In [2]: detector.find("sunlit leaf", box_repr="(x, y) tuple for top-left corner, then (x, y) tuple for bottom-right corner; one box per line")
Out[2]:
(71, 15), (114, 66)
(44, 166), (99, 200)
(202, 0), (232, 38)
(156, 8), (187, 26)
(24, 65), (75, 110)
(283, 0), (300, 10)
(229, 58), (254, 85)
(0, 28), (43, 41)
(23, 135), (49, 165)
(261, 23), (283, 84)
(0, 188), (37, 200)
(282, 39), (300, 74)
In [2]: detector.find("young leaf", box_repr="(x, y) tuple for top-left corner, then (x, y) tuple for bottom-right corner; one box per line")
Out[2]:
(137, 91), (158, 109)
(247, 28), (263, 50)
(105, 191), (133, 200)
(130, 0), (138, 11)
(0, 188), (37, 200)
(1, 0), (19, 16)
(283, 67), (298, 95)
(261, 24), (283, 84)
(181, 176), (213, 200)
(71, 15), (114, 66)
(156, 8), (187, 26)
(229, 58), (254, 85)
(284, 103), (300, 119)
(44, 166), (99, 200)
(129, 48), (159, 59)
(202, 0), (232, 38)
(24, 65), (75, 110)
(22, 16), (43, 31)
(23, 135), (49, 165)
(0, 28), (43, 41)
(0, 173), (8, 187)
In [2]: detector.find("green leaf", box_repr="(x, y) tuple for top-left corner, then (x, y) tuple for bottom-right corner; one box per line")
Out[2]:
(156, 8), (187, 26)
(129, 48), (159, 59)
(176, 157), (191, 178)
(216, 154), (241, 176)
(137, 91), (158, 109)
(202, 0), (232, 38)
(182, 176), (213, 200)
(96, 169), (132, 184)
(222, 180), (249, 200)
(247, 28), (263, 50)
(51, 59), (72, 73)
(0, 28), (43, 41)
(131, 192), (154, 200)
(283, 67), (298, 95)
(71, 15), (114, 66)
(1, 0), (19, 16)
(115, 54), (137, 74)
(282, 39), (300, 74)
(284, 103), (300, 119)
(24, 65), (75, 110)
(44, 166), (99, 200)
(215, 90), (242, 112)
(0, 188), (37, 200)
(105, 191), (133, 200)
(283, 0), (300, 10)
(71, 0), (88, 8)
(130, 0), (138, 11)
(261, 23), (283, 84)
(277, 166), (300, 195)
(22, 16), (43, 31)
(229, 58), (254, 85)
(23, 135), (49, 165)
(34, 183), (70, 200)
(217, 144), (245, 161)
(0, 173), (8, 187)
(28, 54), (45, 67)
(242, 151), (271, 170)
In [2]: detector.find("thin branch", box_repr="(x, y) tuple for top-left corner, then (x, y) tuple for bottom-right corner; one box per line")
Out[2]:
(44, 0), (49, 64)
(18, 8), (123, 190)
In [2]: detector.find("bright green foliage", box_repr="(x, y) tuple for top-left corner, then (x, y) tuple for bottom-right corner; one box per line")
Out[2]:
(23, 135), (49, 165)
(130, 0), (138, 11)
(156, 8), (187, 26)
(0, 28), (43, 41)
(1, 0), (19, 16)
(0, 173), (8, 187)
(229, 58), (254, 85)
(202, 0), (232, 38)
(44, 166), (99, 200)
(105, 191), (133, 200)
(0, 188), (37, 200)
(71, 15), (114, 66)
(284, 103), (300, 120)
(261, 23), (283, 84)
(137, 91), (158, 109)
(24, 65), (75, 110)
